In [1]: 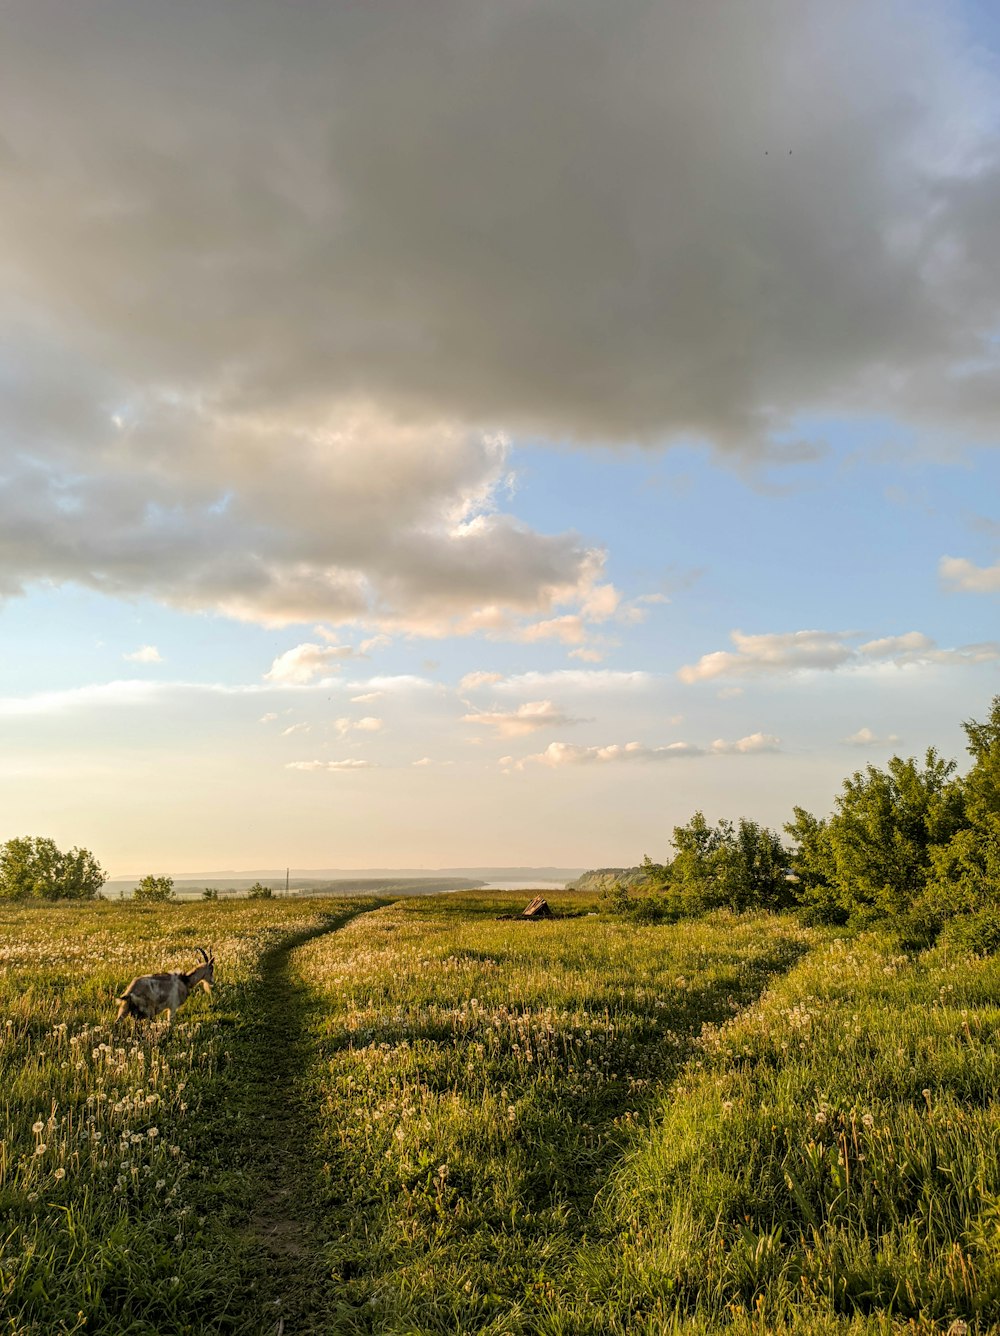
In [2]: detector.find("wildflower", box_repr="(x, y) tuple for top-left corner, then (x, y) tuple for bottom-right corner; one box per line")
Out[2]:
(27, 1192), (38, 1203)
(861, 1112), (875, 1129)
(54, 1168), (66, 1181)
(35, 1143), (47, 1155)
(148, 1127), (159, 1138)
(32, 1120), (44, 1134)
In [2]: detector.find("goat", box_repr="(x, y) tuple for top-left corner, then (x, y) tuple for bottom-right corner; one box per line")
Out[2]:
(116, 946), (215, 1025)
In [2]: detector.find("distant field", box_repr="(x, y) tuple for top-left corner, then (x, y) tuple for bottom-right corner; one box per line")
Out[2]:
(2, 893), (999, 1333)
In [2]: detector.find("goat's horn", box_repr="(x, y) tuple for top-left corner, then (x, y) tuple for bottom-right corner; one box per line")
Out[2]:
(195, 946), (210, 964)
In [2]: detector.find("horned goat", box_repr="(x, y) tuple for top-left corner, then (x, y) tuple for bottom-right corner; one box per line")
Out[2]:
(116, 946), (214, 1025)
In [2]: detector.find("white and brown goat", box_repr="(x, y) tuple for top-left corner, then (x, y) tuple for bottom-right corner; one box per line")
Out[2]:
(116, 946), (215, 1025)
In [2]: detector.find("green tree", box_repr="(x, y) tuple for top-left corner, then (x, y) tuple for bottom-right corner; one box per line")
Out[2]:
(926, 697), (1000, 912)
(133, 874), (175, 903)
(667, 812), (790, 913)
(0, 836), (105, 900)
(715, 818), (792, 911)
(246, 881), (273, 899)
(784, 807), (841, 920)
(202, 886), (219, 900)
(825, 749), (965, 917)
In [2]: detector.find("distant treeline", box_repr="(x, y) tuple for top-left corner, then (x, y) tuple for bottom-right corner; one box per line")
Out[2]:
(586, 695), (1000, 952)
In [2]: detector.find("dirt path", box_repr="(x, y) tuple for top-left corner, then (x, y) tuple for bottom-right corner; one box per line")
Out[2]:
(229, 905), (388, 1335)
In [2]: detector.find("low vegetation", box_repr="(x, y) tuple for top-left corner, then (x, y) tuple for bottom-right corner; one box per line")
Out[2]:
(3, 696), (999, 1332)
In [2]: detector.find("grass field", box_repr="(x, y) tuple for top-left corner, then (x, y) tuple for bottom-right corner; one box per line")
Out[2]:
(2, 893), (998, 1334)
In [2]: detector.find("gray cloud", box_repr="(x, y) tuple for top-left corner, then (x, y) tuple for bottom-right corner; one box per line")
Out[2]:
(1, 2), (999, 623)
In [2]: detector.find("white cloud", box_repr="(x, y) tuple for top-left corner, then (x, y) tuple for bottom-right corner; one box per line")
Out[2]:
(515, 731), (781, 768)
(412, 757), (433, 767)
(461, 700), (585, 738)
(265, 642), (357, 684)
(844, 726), (901, 746)
(858, 632), (934, 657)
(940, 556), (1000, 593)
(259, 712), (278, 724)
(518, 741), (703, 768)
(459, 670), (504, 691)
(334, 716), (384, 737)
(496, 670), (655, 694)
(123, 645), (162, 664)
(280, 722), (311, 737)
(710, 733), (782, 754)
(286, 759), (377, 771)
(679, 628), (1000, 682)
(679, 630), (855, 682)
(349, 691), (384, 704)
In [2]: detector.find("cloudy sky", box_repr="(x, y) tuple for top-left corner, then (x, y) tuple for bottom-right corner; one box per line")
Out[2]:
(1, 0), (999, 874)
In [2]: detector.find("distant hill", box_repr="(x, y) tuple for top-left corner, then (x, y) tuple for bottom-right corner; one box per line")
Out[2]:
(567, 867), (654, 894)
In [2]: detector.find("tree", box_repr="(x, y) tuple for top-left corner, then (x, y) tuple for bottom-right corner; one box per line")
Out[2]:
(667, 811), (790, 913)
(784, 807), (841, 919)
(133, 874), (174, 903)
(824, 749), (966, 917)
(202, 887), (219, 900)
(0, 836), (105, 900)
(925, 697), (1000, 912)
(246, 881), (273, 899)
(715, 818), (792, 911)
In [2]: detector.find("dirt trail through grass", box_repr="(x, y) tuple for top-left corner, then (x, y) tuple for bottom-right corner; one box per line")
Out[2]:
(218, 904), (392, 1335)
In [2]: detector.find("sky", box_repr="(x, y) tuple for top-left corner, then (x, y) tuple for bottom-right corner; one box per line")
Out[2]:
(1, 0), (999, 875)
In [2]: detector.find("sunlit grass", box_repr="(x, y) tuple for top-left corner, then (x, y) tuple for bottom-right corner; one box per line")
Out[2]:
(4, 894), (999, 1334)
(292, 892), (814, 1332)
(0, 898), (373, 1335)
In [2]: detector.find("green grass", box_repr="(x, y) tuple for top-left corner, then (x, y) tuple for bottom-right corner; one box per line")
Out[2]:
(3, 893), (1000, 1333)
(0, 897), (382, 1334)
(290, 892), (814, 1332)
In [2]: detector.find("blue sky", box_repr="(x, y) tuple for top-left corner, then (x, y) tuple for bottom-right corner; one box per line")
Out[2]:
(0, 1), (998, 874)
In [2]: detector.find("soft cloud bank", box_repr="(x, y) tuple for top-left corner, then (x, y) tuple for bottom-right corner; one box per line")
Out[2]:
(679, 629), (1000, 682)
(1, 1), (999, 630)
(514, 733), (780, 769)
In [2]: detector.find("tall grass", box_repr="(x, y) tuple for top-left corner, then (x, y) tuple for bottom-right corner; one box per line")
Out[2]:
(0, 898), (372, 1335)
(291, 892), (813, 1332)
(588, 931), (1000, 1333)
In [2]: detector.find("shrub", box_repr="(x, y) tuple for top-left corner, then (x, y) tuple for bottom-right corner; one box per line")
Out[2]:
(941, 907), (1000, 957)
(133, 874), (174, 903)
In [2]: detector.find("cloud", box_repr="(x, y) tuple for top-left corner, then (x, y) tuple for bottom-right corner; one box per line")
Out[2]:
(679, 631), (856, 682)
(459, 670), (505, 691)
(285, 759), (377, 771)
(462, 699), (585, 738)
(280, 722), (310, 737)
(412, 757), (433, 767)
(334, 716), (384, 737)
(844, 726), (901, 746)
(679, 628), (1000, 681)
(2, 2), (1000, 628)
(940, 556), (1000, 593)
(349, 691), (384, 704)
(123, 645), (162, 664)
(709, 733), (781, 754)
(259, 712), (278, 724)
(514, 733), (776, 768)
(496, 670), (655, 694)
(265, 642), (360, 684)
